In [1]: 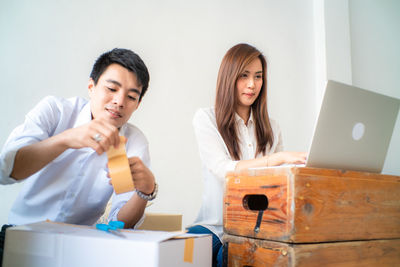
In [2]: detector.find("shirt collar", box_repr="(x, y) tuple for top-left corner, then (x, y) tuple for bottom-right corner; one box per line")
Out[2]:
(119, 122), (128, 136)
(235, 110), (254, 126)
(73, 101), (92, 128)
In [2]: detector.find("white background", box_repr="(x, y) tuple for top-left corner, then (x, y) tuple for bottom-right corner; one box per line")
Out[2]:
(1, 0), (399, 227)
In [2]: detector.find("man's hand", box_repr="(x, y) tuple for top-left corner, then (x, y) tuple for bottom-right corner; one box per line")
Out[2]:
(128, 156), (155, 194)
(62, 119), (121, 155)
(11, 119), (121, 180)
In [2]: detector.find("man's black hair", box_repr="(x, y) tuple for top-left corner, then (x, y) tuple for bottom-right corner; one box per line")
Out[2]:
(90, 48), (150, 100)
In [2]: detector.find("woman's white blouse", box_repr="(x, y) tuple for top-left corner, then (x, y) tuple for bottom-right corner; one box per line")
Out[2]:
(191, 107), (283, 240)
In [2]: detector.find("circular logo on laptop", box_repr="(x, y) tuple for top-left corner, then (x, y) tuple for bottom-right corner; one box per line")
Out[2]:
(352, 122), (365, 141)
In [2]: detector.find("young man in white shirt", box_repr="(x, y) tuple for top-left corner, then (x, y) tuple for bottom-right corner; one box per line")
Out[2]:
(0, 48), (157, 263)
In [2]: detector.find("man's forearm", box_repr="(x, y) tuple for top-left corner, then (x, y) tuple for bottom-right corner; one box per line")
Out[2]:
(117, 194), (148, 228)
(11, 134), (68, 180)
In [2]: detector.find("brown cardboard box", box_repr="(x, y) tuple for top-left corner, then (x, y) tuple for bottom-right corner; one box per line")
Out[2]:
(137, 213), (182, 231)
(97, 201), (182, 232)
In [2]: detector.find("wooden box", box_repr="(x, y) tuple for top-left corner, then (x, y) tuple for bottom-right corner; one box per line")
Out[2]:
(224, 234), (400, 267)
(223, 167), (400, 243)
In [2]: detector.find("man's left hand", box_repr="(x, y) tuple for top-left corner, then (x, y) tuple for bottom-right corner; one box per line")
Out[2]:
(128, 156), (155, 194)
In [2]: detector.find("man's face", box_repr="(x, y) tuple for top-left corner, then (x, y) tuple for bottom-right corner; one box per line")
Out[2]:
(88, 63), (142, 128)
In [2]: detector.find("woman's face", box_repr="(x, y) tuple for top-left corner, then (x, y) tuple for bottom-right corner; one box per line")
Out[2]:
(235, 58), (263, 110)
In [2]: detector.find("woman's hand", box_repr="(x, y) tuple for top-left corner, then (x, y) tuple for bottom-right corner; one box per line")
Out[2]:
(266, 151), (307, 166)
(234, 151), (307, 173)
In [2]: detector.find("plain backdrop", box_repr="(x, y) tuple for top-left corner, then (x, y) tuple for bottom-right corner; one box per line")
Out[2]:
(0, 0), (399, 228)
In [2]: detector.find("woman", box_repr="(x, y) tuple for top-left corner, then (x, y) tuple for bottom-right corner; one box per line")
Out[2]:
(187, 43), (307, 267)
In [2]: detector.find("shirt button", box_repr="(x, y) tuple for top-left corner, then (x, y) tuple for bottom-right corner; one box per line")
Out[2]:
(248, 144), (252, 147)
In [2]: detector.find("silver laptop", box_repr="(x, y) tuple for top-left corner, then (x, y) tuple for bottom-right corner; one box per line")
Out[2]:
(306, 80), (400, 173)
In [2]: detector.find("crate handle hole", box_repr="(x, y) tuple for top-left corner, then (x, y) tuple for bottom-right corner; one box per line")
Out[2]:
(242, 194), (268, 211)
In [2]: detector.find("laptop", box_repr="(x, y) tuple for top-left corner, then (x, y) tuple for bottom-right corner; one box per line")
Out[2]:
(305, 80), (400, 173)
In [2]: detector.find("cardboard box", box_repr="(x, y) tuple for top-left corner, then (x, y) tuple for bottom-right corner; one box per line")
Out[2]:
(224, 166), (400, 243)
(137, 213), (182, 231)
(3, 221), (211, 267)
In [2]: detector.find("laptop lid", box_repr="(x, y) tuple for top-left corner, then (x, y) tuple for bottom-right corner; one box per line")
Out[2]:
(306, 80), (400, 173)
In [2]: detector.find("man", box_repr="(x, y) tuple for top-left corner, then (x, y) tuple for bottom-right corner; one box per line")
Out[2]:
(0, 48), (156, 233)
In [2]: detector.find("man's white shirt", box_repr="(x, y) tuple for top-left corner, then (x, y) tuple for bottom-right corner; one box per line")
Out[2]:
(0, 96), (150, 226)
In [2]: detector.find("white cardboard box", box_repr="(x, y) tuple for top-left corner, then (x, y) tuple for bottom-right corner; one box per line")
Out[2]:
(3, 221), (211, 267)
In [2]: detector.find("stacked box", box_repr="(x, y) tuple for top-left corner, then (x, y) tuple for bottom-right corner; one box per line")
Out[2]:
(223, 167), (400, 266)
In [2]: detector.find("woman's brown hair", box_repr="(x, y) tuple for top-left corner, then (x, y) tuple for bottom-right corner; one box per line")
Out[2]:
(215, 43), (273, 160)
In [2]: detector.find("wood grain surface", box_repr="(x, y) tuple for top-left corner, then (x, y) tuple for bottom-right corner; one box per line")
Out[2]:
(224, 167), (400, 242)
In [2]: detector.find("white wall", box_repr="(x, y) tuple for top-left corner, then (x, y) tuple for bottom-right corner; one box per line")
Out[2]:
(349, 0), (400, 175)
(324, 0), (400, 175)
(324, 0), (353, 85)
(0, 0), (317, 226)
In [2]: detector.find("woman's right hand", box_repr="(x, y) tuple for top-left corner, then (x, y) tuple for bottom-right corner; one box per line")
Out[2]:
(235, 151), (307, 172)
(265, 151), (307, 166)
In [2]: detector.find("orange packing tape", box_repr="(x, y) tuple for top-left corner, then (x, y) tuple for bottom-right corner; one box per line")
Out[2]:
(107, 136), (134, 194)
(183, 238), (194, 263)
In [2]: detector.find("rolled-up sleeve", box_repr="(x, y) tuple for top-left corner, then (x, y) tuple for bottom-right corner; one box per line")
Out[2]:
(193, 108), (239, 182)
(0, 144), (20, 184)
(0, 96), (60, 184)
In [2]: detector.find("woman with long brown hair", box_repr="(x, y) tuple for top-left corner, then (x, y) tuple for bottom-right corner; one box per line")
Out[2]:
(187, 43), (306, 267)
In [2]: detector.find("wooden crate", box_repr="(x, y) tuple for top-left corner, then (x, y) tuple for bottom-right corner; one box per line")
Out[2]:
(223, 167), (400, 243)
(224, 234), (400, 267)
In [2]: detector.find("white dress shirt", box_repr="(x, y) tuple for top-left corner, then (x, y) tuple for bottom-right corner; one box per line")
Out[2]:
(191, 107), (283, 241)
(0, 96), (150, 226)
